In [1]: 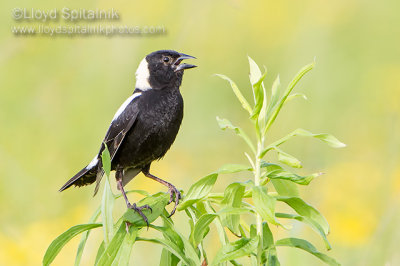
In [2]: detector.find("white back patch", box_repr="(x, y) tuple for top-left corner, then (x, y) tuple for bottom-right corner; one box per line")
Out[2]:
(86, 155), (99, 170)
(112, 92), (142, 121)
(135, 58), (151, 91)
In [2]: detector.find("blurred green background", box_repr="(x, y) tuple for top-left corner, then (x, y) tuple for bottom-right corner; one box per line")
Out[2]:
(1, 0), (399, 265)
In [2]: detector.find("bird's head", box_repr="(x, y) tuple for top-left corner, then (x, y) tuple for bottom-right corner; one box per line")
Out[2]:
(135, 50), (197, 90)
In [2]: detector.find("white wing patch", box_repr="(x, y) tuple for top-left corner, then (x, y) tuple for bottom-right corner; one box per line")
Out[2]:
(86, 155), (99, 170)
(112, 92), (142, 121)
(135, 58), (151, 91)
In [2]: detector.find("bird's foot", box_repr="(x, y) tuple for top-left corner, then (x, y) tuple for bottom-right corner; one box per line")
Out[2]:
(167, 185), (181, 217)
(127, 203), (152, 227)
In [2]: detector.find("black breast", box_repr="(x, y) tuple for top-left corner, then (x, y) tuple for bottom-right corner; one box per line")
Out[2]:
(113, 87), (184, 169)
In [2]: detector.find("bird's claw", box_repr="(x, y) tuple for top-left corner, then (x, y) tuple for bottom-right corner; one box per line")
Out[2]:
(127, 203), (152, 228)
(167, 186), (181, 217)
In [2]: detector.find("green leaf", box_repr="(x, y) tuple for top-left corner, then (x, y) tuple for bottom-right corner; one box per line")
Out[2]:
(261, 161), (320, 185)
(262, 222), (274, 250)
(204, 202), (229, 246)
(101, 172), (115, 246)
(231, 259), (244, 266)
(239, 224), (248, 239)
(267, 169), (321, 185)
(160, 248), (180, 266)
(123, 192), (170, 227)
(165, 229), (201, 266)
(252, 186), (280, 226)
(96, 223), (130, 266)
(43, 223), (102, 266)
(218, 206), (250, 215)
(250, 71), (268, 120)
(95, 241), (105, 265)
(267, 128), (346, 149)
(75, 207), (101, 266)
(220, 183), (246, 234)
(211, 236), (259, 265)
(259, 146), (302, 167)
(216, 117), (256, 153)
(111, 226), (138, 266)
(293, 128), (346, 148)
(178, 173), (218, 210)
(282, 62), (315, 106)
(137, 237), (197, 266)
(195, 201), (208, 216)
(265, 75), (281, 119)
(248, 57), (268, 124)
(217, 164), (252, 174)
(101, 144), (111, 176)
(261, 223), (280, 266)
(276, 213), (331, 250)
(264, 62), (314, 134)
(159, 217), (185, 251)
(260, 162), (282, 171)
(192, 213), (218, 246)
(248, 56), (263, 86)
(286, 93), (307, 102)
(100, 145), (115, 246)
(148, 223), (201, 266)
(264, 249), (280, 266)
(271, 179), (299, 197)
(258, 73), (269, 130)
(159, 217), (181, 266)
(216, 74), (252, 114)
(276, 197), (330, 235)
(262, 75), (281, 134)
(275, 147), (302, 168)
(261, 75), (280, 139)
(276, 238), (339, 266)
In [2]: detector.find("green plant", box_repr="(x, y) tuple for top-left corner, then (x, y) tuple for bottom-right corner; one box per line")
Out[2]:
(43, 57), (344, 266)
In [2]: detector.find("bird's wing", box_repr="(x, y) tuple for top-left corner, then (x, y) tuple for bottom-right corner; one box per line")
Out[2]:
(93, 91), (143, 194)
(101, 91), (142, 159)
(60, 91), (143, 194)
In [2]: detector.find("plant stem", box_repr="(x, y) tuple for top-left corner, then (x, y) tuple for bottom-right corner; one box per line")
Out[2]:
(255, 139), (264, 265)
(255, 142), (262, 232)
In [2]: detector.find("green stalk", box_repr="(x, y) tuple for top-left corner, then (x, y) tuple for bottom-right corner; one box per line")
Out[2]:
(255, 139), (264, 265)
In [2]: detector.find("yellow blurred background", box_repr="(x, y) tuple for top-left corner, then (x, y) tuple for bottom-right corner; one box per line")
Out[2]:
(1, 0), (399, 265)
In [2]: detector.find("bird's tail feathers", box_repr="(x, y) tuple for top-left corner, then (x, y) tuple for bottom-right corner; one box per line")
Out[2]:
(59, 166), (98, 192)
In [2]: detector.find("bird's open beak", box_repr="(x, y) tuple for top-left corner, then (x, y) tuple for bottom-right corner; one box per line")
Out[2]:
(174, 53), (197, 72)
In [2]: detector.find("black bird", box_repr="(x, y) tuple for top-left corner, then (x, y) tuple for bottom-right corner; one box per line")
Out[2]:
(60, 50), (196, 223)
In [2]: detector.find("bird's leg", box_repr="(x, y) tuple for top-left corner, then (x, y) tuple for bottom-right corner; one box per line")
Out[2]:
(142, 166), (181, 217)
(116, 167), (152, 227)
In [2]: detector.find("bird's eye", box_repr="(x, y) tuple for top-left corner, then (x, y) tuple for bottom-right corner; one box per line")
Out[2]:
(163, 57), (170, 63)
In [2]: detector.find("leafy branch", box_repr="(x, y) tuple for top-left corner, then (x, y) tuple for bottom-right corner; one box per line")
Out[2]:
(43, 57), (344, 266)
